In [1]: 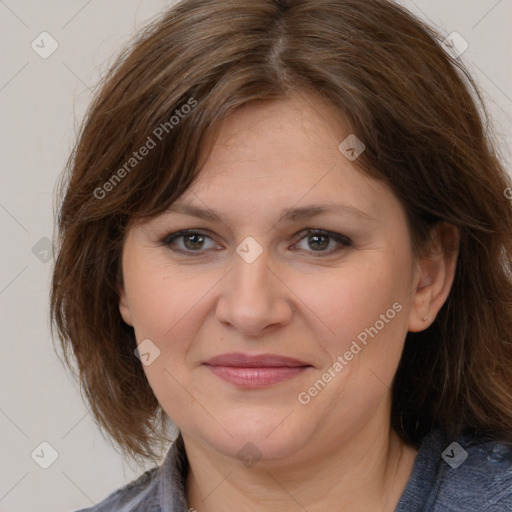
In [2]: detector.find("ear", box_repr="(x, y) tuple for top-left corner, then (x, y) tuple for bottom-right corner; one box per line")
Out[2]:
(408, 222), (459, 332)
(119, 286), (134, 326)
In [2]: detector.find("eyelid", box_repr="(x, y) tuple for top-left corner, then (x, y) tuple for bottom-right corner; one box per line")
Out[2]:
(294, 228), (351, 245)
(160, 228), (216, 246)
(159, 229), (223, 255)
(290, 228), (352, 255)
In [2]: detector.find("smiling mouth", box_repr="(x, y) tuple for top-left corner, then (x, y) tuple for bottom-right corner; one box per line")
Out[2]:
(203, 352), (313, 388)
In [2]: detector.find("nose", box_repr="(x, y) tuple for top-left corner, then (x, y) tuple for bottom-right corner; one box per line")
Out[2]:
(215, 247), (293, 337)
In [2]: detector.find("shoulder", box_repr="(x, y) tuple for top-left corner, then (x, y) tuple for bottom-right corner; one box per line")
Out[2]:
(74, 466), (161, 512)
(427, 429), (512, 511)
(73, 435), (188, 512)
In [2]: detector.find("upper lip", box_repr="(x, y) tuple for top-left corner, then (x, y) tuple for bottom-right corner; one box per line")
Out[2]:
(203, 352), (311, 368)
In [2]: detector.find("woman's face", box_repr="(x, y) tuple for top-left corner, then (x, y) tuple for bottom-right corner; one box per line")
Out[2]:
(119, 94), (428, 464)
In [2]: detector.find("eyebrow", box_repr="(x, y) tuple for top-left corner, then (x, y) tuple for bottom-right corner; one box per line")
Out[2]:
(166, 202), (375, 224)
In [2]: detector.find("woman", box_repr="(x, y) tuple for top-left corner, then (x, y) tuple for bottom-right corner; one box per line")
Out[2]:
(51, 0), (512, 510)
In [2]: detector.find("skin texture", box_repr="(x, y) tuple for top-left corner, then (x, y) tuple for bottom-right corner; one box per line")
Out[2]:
(119, 94), (458, 511)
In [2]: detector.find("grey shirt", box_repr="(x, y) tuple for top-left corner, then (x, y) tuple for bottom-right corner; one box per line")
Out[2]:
(77, 428), (512, 511)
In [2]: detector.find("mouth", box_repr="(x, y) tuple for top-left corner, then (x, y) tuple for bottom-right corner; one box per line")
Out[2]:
(203, 352), (313, 388)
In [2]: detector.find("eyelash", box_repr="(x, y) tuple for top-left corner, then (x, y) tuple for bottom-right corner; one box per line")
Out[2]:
(160, 229), (352, 257)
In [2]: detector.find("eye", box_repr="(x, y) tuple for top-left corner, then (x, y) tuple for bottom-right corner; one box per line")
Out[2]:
(291, 229), (351, 255)
(160, 228), (351, 257)
(161, 230), (221, 254)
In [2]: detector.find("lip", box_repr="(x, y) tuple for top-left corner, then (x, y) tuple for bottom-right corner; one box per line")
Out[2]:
(204, 352), (310, 368)
(203, 352), (312, 388)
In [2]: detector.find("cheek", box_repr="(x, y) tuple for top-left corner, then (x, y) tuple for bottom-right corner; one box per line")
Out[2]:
(125, 266), (206, 419)
(124, 257), (206, 338)
(123, 259), (216, 383)
(294, 259), (411, 426)
(305, 260), (408, 347)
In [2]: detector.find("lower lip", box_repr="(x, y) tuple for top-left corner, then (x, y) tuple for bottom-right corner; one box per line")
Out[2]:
(205, 365), (310, 387)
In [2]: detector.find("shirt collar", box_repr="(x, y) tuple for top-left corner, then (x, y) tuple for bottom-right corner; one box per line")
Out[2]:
(159, 434), (189, 511)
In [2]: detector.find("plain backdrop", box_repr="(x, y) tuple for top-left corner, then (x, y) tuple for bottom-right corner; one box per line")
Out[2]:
(0, 1), (511, 510)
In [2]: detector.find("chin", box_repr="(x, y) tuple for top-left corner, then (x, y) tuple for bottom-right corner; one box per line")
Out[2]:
(197, 410), (312, 464)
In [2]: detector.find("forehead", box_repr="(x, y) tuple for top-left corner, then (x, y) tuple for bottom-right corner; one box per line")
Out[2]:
(176, 94), (396, 225)
(205, 94), (345, 163)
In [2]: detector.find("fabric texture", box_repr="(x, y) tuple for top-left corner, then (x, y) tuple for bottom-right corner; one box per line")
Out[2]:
(76, 429), (512, 511)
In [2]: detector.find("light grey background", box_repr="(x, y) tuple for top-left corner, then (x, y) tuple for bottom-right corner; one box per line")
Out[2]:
(0, 1), (510, 510)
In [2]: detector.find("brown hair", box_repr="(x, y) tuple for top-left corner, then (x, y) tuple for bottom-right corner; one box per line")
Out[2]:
(51, 0), (512, 462)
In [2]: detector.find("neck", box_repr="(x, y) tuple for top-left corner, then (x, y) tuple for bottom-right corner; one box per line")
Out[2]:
(183, 410), (418, 511)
